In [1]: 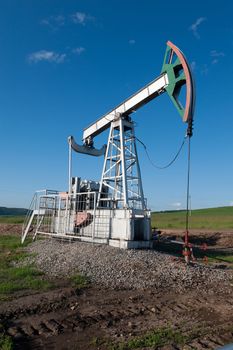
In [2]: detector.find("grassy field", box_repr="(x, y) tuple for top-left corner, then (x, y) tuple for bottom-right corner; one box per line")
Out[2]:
(0, 235), (51, 299)
(151, 206), (233, 230)
(0, 235), (50, 350)
(0, 215), (25, 224)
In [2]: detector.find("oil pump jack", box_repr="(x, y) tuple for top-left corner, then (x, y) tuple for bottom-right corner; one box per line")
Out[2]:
(22, 41), (195, 249)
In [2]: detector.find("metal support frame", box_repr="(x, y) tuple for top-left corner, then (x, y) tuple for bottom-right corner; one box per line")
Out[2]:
(97, 117), (146, 210)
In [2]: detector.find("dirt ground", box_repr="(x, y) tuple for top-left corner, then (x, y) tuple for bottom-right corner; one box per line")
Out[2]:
(160, 229), (233, 249)
(0, 224), (22, 235)
(1, 226), (233, 350)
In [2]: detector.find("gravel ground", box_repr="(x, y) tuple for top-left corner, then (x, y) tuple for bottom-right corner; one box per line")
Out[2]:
(25, 238), (233, 292)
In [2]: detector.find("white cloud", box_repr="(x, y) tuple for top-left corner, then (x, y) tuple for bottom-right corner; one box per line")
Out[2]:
(229, 201), (233, 206)
(210, 50), (225, 57)
(40, 19), (50, 26)
(40, 12), (95, 29)
(210, 50), (225, 65)
(171, 202), (182, 208)
(72, 47), (85, 55)
(40, 15), (65, 29)
(28, 50), (66, 64)
(71, 12), (94, 25)
(129, 39), (136, 45)
(189, 17), (206, 39)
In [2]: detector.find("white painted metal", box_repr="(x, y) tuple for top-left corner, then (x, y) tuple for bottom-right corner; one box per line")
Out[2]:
(92, 192), (97, 240)
(21, 211), (35, 244)
(97, 118), (146, 210)
(119, 118), (128, 207)
(23, 189), (151, 248)
(83, 73), (168, 142)
(22, 190), (60, 243)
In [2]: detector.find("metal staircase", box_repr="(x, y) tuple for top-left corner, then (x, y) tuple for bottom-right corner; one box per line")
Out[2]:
(21, 190), (58, 243)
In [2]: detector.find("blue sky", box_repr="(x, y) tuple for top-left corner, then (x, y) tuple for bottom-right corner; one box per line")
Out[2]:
(0, 0), (233, 210)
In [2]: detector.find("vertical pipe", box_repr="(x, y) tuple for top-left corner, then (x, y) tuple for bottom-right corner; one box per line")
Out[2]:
(68, 140), (72, 194)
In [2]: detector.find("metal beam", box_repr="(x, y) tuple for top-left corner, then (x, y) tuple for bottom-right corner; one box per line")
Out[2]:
(83, 73), (168, 142)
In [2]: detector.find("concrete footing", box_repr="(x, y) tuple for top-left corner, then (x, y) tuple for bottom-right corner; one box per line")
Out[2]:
(109, 239), (152, 249)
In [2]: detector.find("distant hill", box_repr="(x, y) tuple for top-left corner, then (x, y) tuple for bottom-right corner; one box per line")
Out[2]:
(152, 206), (233, 215)
(152, 206), (233, 230)
(0, 207), (27, 216)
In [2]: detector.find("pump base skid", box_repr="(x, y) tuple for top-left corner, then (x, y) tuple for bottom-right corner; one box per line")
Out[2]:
(22, 189), (152, 249)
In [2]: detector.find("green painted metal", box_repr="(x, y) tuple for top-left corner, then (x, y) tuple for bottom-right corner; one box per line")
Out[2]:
(161, 44), (186, 119)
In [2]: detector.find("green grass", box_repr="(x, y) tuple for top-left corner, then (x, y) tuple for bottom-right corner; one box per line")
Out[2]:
(0, 334), (13, 350)
(0, 235), (51, 297)
(0, 235), (24, 250)
(207, 253), (233, 264)
(0, 216), (25, 224)
(92, 325), (213, 350)
(151, 206), (233, 230)
(122, 328), (187, 349)
(70, 274), (90, 288)
(95, 327), (188, 350)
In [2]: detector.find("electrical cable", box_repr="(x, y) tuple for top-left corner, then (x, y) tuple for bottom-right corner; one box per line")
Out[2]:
(136, 134), (187, 170)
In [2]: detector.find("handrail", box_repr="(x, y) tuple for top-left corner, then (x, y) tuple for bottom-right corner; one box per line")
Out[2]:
(21, 189), (60, 243)
(22, 193), (37, 233)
